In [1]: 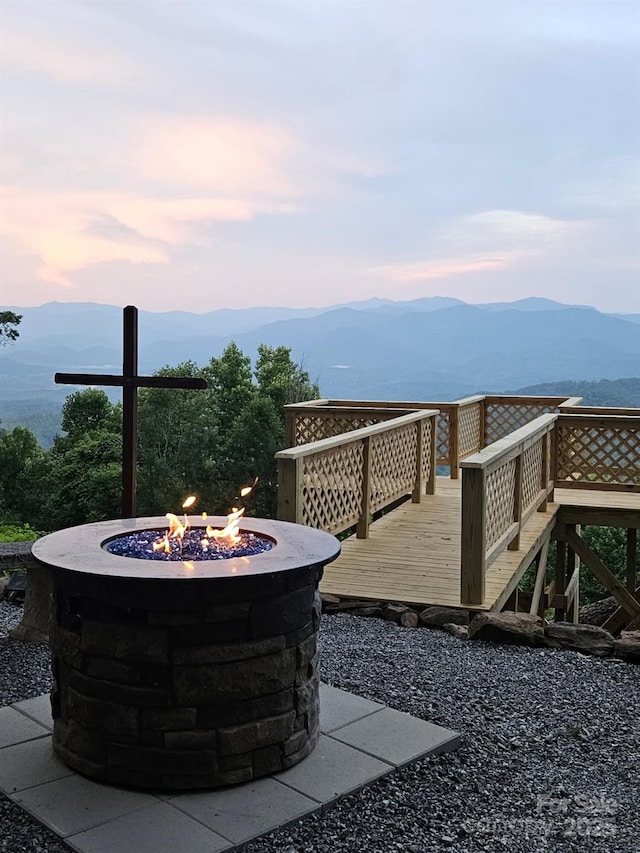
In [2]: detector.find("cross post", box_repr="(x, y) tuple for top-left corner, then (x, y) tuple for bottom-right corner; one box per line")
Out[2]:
(55, 305), (207, 518)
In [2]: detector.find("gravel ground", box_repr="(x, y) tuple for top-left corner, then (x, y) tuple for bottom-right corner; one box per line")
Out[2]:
(1, 602), (638, 853)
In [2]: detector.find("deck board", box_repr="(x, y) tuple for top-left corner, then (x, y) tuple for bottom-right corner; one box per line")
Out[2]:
(320, 478), (640, 611)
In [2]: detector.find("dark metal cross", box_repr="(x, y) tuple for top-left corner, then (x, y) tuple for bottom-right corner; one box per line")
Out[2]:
(55, 305), (207, 518)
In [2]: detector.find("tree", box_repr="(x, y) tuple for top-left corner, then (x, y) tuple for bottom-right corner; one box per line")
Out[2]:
(204, 344), (255, 437)
(221, 396), (283, 517)
(0, 424), (52, 527)
(254, 345), (320, 413)
(48, 389), (122, 527)
(0, 310), (21, 345)
(60, 389), (120, 440)
(50, 431), (122, 526)
(137, 362), (221, 514)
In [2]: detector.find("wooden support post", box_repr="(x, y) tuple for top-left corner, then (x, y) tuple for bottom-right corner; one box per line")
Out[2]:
(565, 527), (640, 622)
(449, 407), (459, 479)
(412, 421), (423, 504)
(554, 527), (567, 622)
(627, 528), (637, 594)
(503, 588), (519, 611)
(426, 414), (437, 495)
(602, 583), (640, 635)
(277, 456), (302, 524)
(565, 568), (580, 623)
(530, 537), (551, 617)
(356, 437), (372, 539)
(564, 523), (579, 623)
(460, 468), (486, 605)
(508, 453), (523, 551)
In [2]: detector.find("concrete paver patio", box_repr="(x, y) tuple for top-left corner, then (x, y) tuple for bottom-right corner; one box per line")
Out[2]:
(1, 684), (460, 852)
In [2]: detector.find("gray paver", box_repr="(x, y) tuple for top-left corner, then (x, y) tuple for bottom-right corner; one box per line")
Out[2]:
(329, 706), (460, 767)
(14, 773), (157, 837)
(0, 705), (51, 748)
(276, 734), (392, 804)
(12, 693), (54, 730)
(66, 801), (231, 853)
(0, 736), (73, 795)
(3, 686), (460, 851)
(319, 682), (384, 733)
(171, 776), (320, 844)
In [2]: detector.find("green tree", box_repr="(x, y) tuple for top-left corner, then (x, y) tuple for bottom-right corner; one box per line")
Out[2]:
(48, 389), (122, 527)
(204, 343), (255, 437)
(0, 424), (52, 528)
(254, 345), (319, 413)
(51, 431), (122, 526)
(221, 396), (283, 517)
(58, 389), (120, 443)
(137, 362), (221, 515)
(0, 310), (21, 345)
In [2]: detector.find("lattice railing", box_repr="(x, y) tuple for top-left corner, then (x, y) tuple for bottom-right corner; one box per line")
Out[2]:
(457, 399), (484, 459)
(277, 410), (439, 537)
(285, 400), (464, 476)
(460, 414), (556, 605)
(370, 423), (418, 513)
(484, 460), (517, 550)
(555, 415), (640, 491)
(300, 443), (364, 534)
(484, 396), (572, 444)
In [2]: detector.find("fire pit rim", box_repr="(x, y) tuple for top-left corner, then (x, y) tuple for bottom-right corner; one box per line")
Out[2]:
(32, 516), (340, 580)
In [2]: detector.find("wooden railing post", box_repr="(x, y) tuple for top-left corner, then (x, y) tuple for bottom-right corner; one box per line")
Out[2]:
(461, 467), (486, 605)
(539, 429), (550, 511)
(284, 410), (297, 448)
(412, 421), (423, 503)
(508, 451), (523, 551)
(480, 397), (487, 447)
(277, 456), (302, 523)
(427, 414), (437, 495)
(449, 406), (459, 479)
(356, 437), (372, 539)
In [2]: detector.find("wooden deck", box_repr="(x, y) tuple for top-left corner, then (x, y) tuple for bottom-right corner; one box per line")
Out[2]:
(320, 477), (640, 611)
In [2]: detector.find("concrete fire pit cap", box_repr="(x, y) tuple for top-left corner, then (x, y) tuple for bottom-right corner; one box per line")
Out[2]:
(32, 516), (341, 580)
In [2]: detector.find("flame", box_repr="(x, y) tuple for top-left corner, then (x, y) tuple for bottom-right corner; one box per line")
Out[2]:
(153, 481), (256, 555)
(210, 506), (244, 545)
(240, 477), (259, 498)
(166, 512), (187, 539)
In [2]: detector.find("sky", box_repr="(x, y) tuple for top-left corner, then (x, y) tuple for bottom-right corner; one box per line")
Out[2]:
(0, 0), (639, 314)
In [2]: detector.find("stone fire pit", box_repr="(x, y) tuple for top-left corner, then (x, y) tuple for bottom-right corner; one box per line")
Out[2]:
(32, 516), (339, 790)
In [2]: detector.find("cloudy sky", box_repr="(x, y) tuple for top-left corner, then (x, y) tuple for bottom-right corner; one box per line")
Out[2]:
(1, 0), (638, 313)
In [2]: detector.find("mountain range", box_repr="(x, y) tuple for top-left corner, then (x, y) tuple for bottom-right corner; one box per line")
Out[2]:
(1, 296), (639, 445)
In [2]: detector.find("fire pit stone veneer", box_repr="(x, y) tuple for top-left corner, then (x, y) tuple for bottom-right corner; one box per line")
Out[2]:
(32, 516), (340, 791)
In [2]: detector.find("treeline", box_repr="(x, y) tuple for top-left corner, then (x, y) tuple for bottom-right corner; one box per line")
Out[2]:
(511, 377), (640, 407)
(0, 343), (318, 533)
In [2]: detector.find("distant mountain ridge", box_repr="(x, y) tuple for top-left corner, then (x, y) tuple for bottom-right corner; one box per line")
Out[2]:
(2, 296), (639, 445)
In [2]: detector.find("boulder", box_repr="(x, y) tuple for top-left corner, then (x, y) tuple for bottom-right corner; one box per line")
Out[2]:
(468, 612), (544, 646)
(545, 622), (615, 657)
(352, 606), (384, 618)
(319, 593), (341, 612)
(399, 610), (419, 628)
(419, 606), (469, 628)
(579, 597), (618, 627)
(8, 565), (52, 645)
(443, 623), (468, 640)
(614, 630), (640, 664)
(383, 604), (410, 623)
